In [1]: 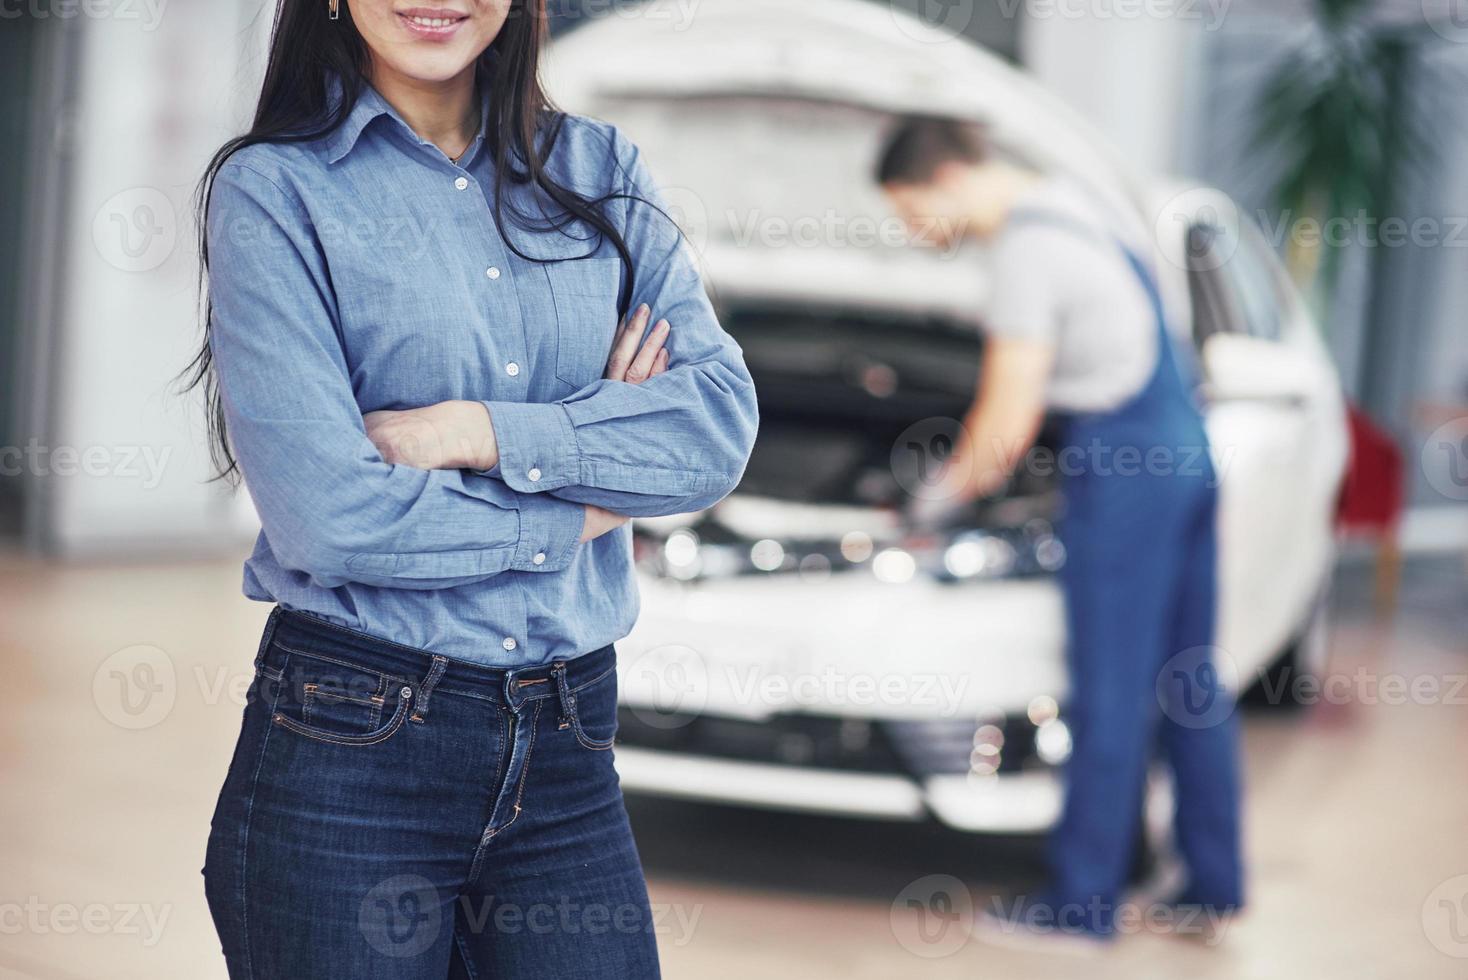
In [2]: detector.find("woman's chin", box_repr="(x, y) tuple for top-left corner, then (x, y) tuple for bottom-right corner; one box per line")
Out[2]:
(374, 49), (482, 87)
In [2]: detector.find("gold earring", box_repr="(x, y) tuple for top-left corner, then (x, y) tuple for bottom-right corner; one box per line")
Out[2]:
(328, 0), (340, 20)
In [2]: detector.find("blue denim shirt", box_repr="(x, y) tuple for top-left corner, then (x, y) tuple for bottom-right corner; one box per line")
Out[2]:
(206, 81), (757, 665)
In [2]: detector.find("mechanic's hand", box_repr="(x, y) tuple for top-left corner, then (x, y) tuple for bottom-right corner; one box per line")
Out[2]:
(580, 505), (630, 542)
(905, 492), (973, 532)
(904, 457), (986, 530)
(605, 303), (671, 384)
(363, 400), (498, 471)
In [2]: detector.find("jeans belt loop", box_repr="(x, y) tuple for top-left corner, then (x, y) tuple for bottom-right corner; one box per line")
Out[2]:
(409, 655), (449, 725)
(252, 606), (284, 674)
(552, 661), (573, 730)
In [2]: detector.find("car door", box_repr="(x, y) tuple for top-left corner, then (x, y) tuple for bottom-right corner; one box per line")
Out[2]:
(1186, 214), (1348, 679)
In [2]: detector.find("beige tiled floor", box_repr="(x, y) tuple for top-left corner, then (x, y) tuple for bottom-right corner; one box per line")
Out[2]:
(0, 551), (1464, 979)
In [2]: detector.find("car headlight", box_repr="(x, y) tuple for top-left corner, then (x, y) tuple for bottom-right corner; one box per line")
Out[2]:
(637, 520), (1064, 582)
(662, 528), (702, 580)
(942, 533), (1017, 579)
(872, 547), (917, 584)
(1035, 719), (1073, 765)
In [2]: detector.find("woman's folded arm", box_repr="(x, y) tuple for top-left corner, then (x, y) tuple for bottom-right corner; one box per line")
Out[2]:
(208, 161), (585, 589)
(482, 130), (759, 518)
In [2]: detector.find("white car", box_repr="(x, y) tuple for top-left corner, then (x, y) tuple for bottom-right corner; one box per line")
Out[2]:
(545, 0), (1349, 833)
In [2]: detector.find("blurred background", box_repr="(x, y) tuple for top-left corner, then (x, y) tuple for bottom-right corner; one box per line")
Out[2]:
(2, 0), (1466, 977)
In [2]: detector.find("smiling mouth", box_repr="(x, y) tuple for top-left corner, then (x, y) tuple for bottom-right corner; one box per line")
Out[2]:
(397, 8), (469, 38)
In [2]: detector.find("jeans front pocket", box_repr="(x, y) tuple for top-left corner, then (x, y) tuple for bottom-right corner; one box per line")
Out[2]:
(269, 644), (413, 747)
(545, 256), (623, 391)
(554, 663), (618, 751)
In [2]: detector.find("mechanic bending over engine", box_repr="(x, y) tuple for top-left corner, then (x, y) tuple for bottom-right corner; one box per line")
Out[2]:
(874, 116), (1243, 950)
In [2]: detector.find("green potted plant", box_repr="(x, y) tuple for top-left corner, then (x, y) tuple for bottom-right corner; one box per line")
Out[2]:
(1250, 0), (1431, 320)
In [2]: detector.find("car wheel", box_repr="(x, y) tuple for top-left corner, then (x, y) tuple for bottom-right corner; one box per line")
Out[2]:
(1241, 589), (1330, 711)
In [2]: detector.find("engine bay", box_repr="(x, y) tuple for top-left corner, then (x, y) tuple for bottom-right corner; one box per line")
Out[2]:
(633, 303), (1066, 582)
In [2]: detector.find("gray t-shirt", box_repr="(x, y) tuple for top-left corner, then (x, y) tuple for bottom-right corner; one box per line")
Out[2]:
(984, 179), (1157, 413)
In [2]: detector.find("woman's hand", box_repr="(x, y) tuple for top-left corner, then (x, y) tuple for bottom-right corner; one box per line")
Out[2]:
(605, 304), (671, 384)
(363, 400), (498, 471)
(364, 403), (629, 543)
(580, 505), (630, 542)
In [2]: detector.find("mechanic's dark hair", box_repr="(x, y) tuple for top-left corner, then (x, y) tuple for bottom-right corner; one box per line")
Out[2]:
(875, 115), (990, 186)
(181, 0), (643, 483)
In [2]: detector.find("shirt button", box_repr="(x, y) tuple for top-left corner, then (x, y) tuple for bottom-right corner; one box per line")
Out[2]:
(502, 636), (517, 651)
(486, 266), (501, 280)
(527, 467), (542, 482)
(454, 176), (469, 191)
(506, 361), (520, 377)
(532, 552), (546, 565)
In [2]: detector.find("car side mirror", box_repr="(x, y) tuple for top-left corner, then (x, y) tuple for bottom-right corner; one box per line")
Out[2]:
(1198, 333), (1317, 408)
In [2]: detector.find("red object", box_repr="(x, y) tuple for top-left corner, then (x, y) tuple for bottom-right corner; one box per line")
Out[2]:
(1336, 404), (1404, 533)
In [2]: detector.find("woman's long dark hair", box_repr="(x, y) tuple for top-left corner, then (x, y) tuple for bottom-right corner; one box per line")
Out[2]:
(182, 0), (637, 483)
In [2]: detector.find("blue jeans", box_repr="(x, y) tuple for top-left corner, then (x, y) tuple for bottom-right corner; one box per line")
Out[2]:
(203, 607), (660, 978)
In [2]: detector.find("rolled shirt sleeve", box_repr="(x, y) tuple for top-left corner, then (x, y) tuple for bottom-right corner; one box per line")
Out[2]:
(208, 160), (584, 589)
(984, 223), (1069, 345)
(484, 129), (759, 518)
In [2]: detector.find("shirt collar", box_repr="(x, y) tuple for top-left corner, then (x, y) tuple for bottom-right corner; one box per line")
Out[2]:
(323, 70), (490, 166)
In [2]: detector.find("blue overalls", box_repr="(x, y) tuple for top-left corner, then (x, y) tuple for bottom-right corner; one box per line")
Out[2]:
(1010, 211), (1244, 935)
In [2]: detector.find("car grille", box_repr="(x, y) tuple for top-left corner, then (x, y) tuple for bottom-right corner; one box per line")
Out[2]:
(614, 708), (1058, 778)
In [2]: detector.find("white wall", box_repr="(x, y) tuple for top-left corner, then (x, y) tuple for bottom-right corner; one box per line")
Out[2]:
(1021, 10), (1201, 177)
(45, 0), (271, 555)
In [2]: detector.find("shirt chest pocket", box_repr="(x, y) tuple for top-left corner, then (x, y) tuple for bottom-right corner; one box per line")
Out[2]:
(545, 256), (623, 392)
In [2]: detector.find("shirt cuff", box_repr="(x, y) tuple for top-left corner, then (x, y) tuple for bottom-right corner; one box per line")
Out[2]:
(484, 400), (580, 493)
(509, 493), (584, 573)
